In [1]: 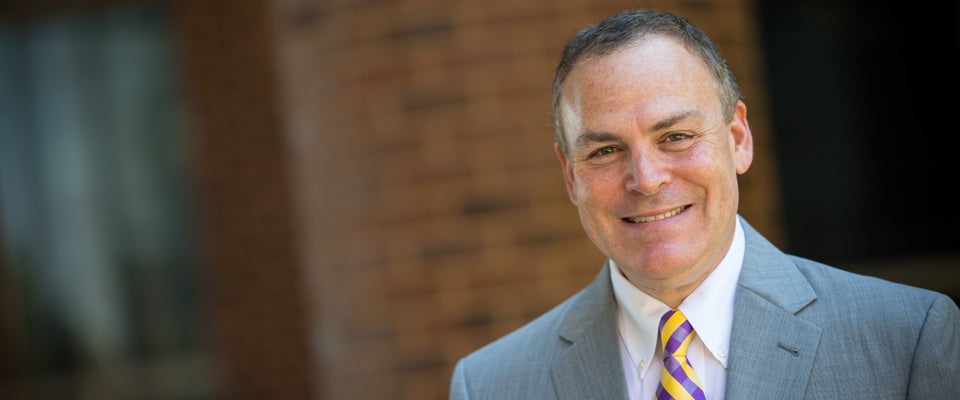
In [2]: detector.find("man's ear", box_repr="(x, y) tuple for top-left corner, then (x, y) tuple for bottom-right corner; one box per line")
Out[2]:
(554, 142), (579, 203)
(730, 100), (754, 175)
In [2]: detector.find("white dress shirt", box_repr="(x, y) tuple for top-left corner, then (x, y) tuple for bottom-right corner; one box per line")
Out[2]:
(611, 217), (745, 400)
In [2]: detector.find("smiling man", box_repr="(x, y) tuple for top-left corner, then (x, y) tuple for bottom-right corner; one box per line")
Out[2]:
(450, 9), (960, 400)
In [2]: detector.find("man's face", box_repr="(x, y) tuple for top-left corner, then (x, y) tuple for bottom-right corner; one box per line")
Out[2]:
(555, 36), (753, 298)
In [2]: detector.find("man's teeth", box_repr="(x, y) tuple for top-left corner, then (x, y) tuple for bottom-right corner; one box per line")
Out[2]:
(625, 206), (685, 223)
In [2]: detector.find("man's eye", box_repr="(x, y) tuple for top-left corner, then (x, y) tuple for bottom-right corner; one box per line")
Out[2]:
(590, 146), (618, 158)
(665, 133), (691, 142)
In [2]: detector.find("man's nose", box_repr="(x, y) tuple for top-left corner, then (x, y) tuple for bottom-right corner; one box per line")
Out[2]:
(624, 150), (669, 196)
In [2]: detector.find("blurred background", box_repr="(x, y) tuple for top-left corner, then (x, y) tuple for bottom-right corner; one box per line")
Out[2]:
(0, 0), (956, 399)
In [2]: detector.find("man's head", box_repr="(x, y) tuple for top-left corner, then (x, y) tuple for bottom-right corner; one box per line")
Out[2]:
(552, 10), (742, 155)
(551, 10), (754, 306)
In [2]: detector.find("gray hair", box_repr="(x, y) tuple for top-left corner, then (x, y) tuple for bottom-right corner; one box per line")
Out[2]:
(551, 10), (742, 154)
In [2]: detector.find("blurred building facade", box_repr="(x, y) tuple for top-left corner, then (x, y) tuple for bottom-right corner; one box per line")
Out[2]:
(0, 0), (956, 399)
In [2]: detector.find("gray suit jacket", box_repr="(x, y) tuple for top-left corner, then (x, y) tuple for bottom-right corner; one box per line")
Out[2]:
(449, 218), (960, 399)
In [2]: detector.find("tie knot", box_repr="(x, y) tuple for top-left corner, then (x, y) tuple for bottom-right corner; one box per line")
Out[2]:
(659, 309), (695, 358)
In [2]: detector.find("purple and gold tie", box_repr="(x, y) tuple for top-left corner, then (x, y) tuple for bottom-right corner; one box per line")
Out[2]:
(655, 309), (706, 400)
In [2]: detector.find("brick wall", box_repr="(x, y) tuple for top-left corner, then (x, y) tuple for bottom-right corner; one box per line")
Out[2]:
(170, 0), (316, 398)
(172, 0), (780, 398)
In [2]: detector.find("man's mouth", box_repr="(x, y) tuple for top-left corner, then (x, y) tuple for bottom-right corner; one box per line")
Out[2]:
(623, 205), (688, 223)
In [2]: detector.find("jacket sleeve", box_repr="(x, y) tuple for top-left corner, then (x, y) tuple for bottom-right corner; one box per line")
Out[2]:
(449, 358), (469, 400)
(906, 294), (960, 399)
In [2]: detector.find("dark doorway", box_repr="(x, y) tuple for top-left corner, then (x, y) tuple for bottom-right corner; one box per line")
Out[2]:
(757, 1), (960, 298)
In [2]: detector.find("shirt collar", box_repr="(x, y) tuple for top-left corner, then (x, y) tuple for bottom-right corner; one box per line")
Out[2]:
(610, 216), (745, 375)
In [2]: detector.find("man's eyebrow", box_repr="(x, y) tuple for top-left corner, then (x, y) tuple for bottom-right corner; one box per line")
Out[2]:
(574, 131), (619, 148)
(650, 109), (703, 131)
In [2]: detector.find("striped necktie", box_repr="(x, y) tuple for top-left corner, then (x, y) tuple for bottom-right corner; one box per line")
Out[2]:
(655, 309), (706, 400)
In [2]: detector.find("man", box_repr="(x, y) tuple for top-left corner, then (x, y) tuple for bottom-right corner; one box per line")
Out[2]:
(449, 9), (960, 400)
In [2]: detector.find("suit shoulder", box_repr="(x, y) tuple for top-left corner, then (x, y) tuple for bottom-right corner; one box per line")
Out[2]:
(458, 287), (584, 366)
(450, 288), (590, 396)
(787, 254), (956, 316)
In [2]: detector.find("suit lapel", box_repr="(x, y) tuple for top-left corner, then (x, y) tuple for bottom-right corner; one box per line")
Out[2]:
(725, 219), (822, 399)
(550, 263), (629, 400)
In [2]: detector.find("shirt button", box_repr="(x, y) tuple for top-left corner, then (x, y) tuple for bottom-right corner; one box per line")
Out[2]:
(718, 350), (728, 359)
(638, 359), (646, 370)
